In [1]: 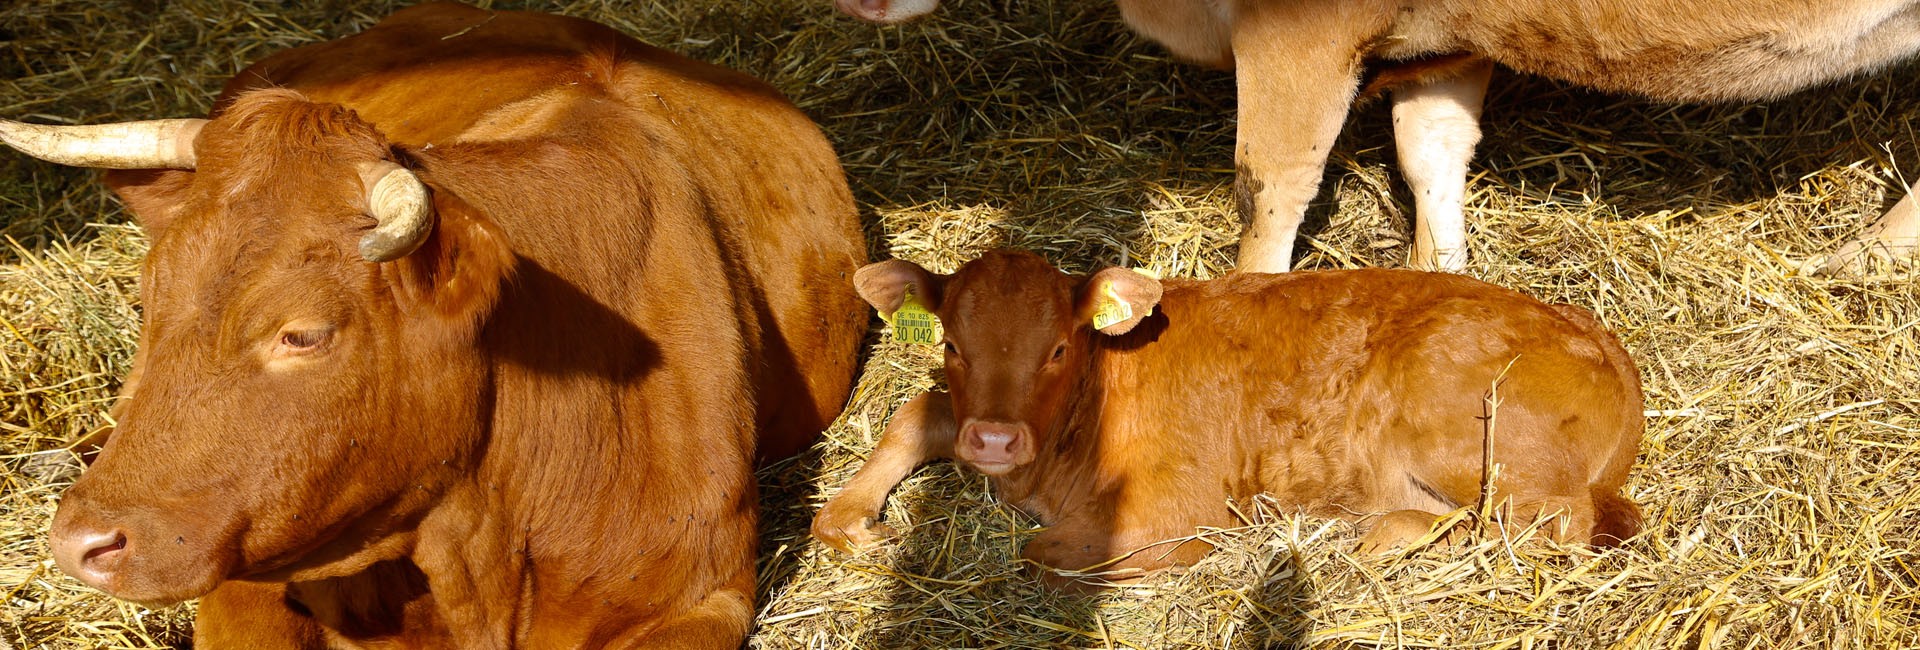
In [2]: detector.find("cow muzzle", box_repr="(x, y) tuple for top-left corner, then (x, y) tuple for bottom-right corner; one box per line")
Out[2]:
(957, 420), (1035, 475)
(835, 0), (940, 24)
(48, 497), (231, 606)
(49, 525), (125, 590)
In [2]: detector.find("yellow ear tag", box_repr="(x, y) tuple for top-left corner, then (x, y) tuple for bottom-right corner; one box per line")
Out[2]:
(1090, 282), (1135, 330)
(888, 285), (943, 345)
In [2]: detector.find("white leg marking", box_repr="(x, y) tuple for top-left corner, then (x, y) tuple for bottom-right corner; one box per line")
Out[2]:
(1393, 60), (1493, 273)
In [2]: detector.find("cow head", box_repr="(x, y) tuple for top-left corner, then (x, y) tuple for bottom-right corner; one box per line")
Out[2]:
(854, 250), (1160, 475)
(835, 0), (940, 23)
(1, 89), (514, 606)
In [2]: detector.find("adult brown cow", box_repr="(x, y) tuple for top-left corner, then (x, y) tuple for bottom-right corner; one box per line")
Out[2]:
(836, 0), (1920, 274)
(1, 3), (865, 647)
(813, 250), (1642, 586)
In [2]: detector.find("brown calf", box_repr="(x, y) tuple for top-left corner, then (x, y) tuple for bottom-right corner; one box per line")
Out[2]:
(814, 250), (1643, 584)
(836, 0), (1920, 274)
(3, 3), (864, 647)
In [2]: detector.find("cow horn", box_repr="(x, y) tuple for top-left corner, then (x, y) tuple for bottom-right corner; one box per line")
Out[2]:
(358, 162), (434, 262)
(0, 118), (204, 169)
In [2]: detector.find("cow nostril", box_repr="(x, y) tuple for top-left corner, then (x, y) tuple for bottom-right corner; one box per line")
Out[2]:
(52, 527), (131, 588)
(82, 532), (127, 564)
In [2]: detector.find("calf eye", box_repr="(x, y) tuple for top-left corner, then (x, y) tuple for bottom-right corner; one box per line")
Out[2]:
(944, 341), (957, 355)
(1050, 343), (1067, 362)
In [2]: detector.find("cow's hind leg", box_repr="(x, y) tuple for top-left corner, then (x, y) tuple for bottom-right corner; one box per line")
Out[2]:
(1356, 509), (1471, 555)
(1487, 496), (1595, 545)
(1822, 187), (1920, 275)
(1357, 494), (1607, 555)
(1394, 58), (1494, 272)
(1229, 3), (1392, 272)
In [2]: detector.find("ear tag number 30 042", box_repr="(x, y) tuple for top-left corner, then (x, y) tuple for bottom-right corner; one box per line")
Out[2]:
(1090, 283), (1134, 330)
(890, 285), (943, 345)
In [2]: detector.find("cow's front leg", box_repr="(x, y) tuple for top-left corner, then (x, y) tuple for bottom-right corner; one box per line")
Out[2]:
(1230, 4), (1386, 273)
(1821, 187), (1920, 275)
(616, 576), (753, 649)
(194, 580), (325, 649)
(1022, 518), (1214, 592)
(1395, 58), (1494, 272)
(413, 486), (521, 650)
(812, 391), (957, 552)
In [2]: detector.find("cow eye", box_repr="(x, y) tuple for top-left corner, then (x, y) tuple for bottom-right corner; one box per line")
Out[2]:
(943, 341), (957, 356)
(275, 327), (334, 356)
(1050, 343), (1067, 362)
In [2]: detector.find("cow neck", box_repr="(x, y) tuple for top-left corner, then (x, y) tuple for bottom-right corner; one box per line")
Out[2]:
(405, 165), (757, 641)
(989, 328), (1108, 522)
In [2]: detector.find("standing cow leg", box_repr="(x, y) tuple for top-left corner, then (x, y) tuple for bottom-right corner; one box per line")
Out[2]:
(1229, 4), (1390, 273)
(1394, 59), (1495, 272)
(812, 391), (957, 551)
(1822, 187), (1920, 274)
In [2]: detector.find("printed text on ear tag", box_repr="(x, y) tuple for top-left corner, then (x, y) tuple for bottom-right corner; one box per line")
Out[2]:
(890, 286), (943, 345)
(1091, 283), (1134, 330)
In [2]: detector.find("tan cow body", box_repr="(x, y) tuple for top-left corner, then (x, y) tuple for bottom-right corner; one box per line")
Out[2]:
(4, 3), (865, 647)
(814, 250), (1644, 585)
(839, 0), (1920, 273)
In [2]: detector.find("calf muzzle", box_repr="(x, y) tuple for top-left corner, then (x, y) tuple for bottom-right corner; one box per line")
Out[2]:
(958, 420), (1034, 475)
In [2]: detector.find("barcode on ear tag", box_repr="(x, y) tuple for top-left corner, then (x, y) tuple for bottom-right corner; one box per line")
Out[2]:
(891, 286), (943, 345)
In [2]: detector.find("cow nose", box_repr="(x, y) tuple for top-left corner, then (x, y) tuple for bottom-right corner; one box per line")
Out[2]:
(960, 421), (1030, 474)
(50, 526), (128, 590)
(970, 429), (1015, 454)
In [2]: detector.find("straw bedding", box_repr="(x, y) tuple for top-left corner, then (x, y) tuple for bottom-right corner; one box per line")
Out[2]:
(2, 1), (1915, 647)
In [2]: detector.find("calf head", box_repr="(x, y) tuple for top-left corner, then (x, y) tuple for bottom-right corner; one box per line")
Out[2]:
(855, 250), (1160, 475)
(1, 89), (514, 606)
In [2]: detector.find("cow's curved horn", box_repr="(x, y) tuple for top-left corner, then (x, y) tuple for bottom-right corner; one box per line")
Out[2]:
(0, 118), (204, 169)
(358, 162), (433, 262)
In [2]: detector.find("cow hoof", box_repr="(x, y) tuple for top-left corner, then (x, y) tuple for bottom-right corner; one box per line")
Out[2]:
(810, 507), (896, 553)
(1409, 245), (1469, 273)
(1814, 237), (1917, 278)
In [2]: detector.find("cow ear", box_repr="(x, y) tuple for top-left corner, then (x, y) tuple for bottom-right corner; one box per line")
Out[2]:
(853, 259), (940, 319)
(103, 169), (196, 241)
(1078, 267), (1162, 336)
(386, 191), (515, 340)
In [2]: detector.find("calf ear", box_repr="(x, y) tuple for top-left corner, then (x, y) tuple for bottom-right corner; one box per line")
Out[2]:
(386, 191), (516, 341)
(104, 169), (195, 241)
(1078, 267), (1162, 336)
(853, 259), (940, 319)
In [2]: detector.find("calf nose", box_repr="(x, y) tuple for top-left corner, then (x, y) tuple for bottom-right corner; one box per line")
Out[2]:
(50, 526), (128, 590)
(960, 421), (1031, 474)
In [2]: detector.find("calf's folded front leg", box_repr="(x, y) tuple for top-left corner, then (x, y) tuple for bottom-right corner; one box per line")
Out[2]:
(812, 391), (957, 552)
